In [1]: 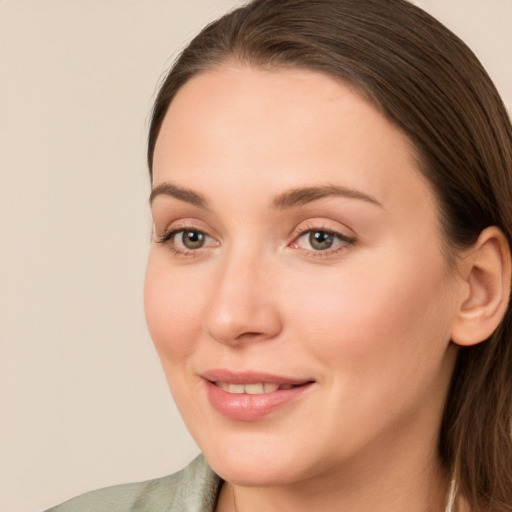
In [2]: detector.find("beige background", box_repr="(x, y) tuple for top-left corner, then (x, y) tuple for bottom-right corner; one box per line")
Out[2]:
(1, 1), (510, 511)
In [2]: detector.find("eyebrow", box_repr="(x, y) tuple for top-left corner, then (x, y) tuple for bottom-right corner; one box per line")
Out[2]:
(149, 182), (382, 210)
(149, 182), (209, 208)
(271, 185), (382, 209)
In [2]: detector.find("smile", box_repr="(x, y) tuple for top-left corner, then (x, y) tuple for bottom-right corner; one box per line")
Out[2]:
(214, 382), (299, 394)
(202, 371), (315, 421)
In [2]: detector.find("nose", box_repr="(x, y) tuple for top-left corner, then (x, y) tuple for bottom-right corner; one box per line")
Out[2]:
(204, 248), (283, 346)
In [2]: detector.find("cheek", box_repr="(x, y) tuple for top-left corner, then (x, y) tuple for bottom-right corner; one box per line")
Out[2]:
(288, 249), (455, 376)
(144, 252), (207, 362)
(283, 250), (457, 445)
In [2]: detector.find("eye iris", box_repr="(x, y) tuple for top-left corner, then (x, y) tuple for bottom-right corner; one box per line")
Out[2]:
(309, 230), (334, 250)
(182, 230), (205, 249)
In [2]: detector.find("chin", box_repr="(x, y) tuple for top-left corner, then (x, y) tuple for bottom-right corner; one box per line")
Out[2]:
(193, 427), (323, 487)
(207, 450), (306, 487)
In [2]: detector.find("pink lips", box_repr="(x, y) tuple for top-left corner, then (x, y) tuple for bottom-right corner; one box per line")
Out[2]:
(202, 370), (315, 421)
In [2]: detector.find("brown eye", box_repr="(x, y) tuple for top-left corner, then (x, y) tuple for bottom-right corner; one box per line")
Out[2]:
(180, 230), (206, 249)
(309, 230), (335, 250)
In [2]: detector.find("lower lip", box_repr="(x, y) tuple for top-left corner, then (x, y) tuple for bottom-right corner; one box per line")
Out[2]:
(205, 380), (314, 421)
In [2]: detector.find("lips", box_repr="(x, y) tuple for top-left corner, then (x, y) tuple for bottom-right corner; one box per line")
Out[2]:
(201, 370), (315, 421)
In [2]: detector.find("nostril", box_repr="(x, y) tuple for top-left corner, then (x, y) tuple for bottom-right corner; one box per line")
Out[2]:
(237, 331), (263, 338)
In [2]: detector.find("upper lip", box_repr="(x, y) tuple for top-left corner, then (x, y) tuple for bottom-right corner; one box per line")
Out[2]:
(201, 369), (314, 385)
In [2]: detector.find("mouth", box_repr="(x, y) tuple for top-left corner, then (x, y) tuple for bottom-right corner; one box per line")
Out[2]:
(201, 370), (316, 421)
(212, 381), (309, 394)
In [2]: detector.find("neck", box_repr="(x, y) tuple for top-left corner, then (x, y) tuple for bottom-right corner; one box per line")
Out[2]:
(230, 469), (449, 512)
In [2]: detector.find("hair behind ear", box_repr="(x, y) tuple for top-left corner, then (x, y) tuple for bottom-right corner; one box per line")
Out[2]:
(440, 311), (512, 509)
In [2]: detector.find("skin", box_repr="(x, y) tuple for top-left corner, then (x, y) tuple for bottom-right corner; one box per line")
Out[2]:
(145, 65), (469, 512)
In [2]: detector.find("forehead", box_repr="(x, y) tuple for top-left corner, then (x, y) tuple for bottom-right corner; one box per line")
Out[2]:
(152, 64), (435, 218)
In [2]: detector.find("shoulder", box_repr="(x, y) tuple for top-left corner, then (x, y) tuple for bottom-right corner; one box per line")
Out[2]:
(43, 455), (222, 512)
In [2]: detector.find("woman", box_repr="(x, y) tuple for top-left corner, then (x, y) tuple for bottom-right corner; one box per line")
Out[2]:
(47, 0), (512, 511)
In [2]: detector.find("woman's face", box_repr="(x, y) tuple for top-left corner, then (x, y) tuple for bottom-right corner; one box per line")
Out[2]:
(145, 65), (463, 486)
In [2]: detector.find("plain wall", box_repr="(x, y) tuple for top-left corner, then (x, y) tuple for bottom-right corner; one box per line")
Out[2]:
(1, 1), (510, 511)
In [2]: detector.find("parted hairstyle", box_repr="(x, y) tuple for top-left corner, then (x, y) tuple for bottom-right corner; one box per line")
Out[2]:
(147, 1), (512, 510)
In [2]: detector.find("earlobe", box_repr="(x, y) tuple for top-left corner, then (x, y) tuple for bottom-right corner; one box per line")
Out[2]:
(451, 226), (511, 347)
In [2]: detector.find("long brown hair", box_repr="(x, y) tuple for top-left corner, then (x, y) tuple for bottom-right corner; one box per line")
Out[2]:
(147, 1), (512, 509)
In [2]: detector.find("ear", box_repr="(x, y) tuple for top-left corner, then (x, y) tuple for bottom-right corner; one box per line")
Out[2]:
(451, 226), (511, 347)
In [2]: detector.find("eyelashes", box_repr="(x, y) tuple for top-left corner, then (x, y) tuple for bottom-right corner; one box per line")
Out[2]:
(291, 228), (357, 254)
(156, 226), (217, 256)
(156, 223), (357, 258)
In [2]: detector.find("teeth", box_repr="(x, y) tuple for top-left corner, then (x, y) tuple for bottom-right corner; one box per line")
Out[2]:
(228, 384), (245, 394)
(245, 383), (264, 395)
(216, 382), (286, 394)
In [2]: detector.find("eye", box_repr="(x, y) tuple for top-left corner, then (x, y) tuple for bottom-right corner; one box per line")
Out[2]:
(157, 226), (217, 254)
(178, 230), (207, 249)
(307, 230), (337, 250)
(292, 228), (356, 253)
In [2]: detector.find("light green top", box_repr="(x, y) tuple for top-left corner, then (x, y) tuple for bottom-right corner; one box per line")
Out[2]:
(44, 455), (222, 512)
